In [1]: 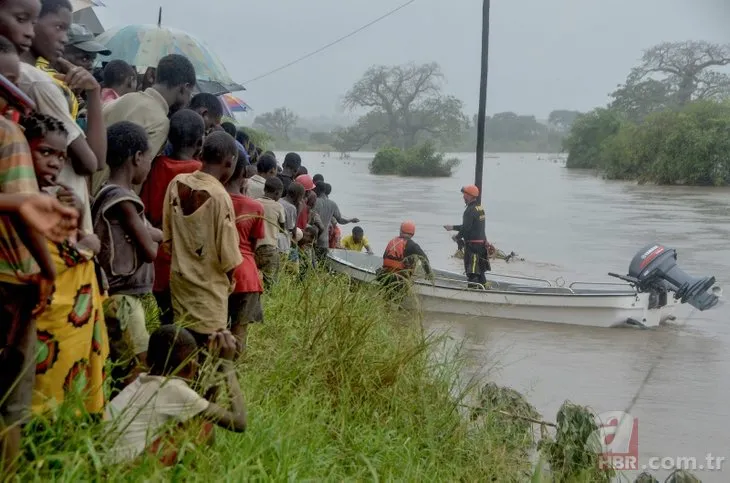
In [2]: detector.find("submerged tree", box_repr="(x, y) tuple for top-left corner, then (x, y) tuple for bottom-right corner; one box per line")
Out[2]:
(253, 107), (299, 140)
(610, 41), (730, 121)
(337, 63), (467, 150)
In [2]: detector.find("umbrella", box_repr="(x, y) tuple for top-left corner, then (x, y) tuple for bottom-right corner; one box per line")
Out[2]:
(220, 93), (251, 115)
(94, 24), (244, 95)
(71, 0), (105, 11)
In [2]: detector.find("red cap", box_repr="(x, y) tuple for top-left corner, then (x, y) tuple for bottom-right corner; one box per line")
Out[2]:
(461, 184), (479, 197)
(295, 174), (315, 191)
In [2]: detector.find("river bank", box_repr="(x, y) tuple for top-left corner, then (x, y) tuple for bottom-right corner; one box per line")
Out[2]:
(20, 271), (538, 481)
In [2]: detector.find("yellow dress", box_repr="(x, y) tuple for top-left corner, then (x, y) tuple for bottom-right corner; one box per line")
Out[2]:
(32, 241), (109, 415)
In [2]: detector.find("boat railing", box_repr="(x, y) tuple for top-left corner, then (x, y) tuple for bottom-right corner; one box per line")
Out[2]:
(431, 276), (492, 291)
(568, 281), (633, 290)
(486, 272), (554, 287)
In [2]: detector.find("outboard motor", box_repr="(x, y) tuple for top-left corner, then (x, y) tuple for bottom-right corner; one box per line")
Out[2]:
(609, 244), (719, 311)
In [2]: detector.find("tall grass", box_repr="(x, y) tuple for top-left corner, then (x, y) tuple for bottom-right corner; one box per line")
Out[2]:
(14, 269), (533, 481)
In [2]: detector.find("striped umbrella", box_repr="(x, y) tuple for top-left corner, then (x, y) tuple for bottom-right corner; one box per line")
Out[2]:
(71, 0), (105, 11)
(94, 24), (244, 95)
(220, 93), (251, 116)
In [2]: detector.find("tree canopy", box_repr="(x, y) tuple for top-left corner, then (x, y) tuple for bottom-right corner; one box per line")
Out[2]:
(564, 40), (730, 186)
(253, 107), (299, 140)
(335, 63), (467, 151)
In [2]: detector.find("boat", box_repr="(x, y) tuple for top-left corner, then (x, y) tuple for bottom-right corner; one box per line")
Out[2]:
(326, 244), (721, 329)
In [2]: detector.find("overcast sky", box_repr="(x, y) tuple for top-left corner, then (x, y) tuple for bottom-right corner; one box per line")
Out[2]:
(95, 0), (729, 120)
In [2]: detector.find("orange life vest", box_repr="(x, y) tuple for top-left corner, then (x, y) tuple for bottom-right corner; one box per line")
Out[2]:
(383, 237), (407, 271)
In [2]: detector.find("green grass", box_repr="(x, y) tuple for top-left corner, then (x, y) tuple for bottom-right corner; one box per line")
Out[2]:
(12, 269), (536, 481)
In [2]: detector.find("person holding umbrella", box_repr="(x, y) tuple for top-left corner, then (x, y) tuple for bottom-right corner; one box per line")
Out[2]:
(443, 184), (491, 288)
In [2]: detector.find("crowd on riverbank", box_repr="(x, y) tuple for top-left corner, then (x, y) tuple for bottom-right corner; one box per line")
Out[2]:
(0, 0), (378, 472)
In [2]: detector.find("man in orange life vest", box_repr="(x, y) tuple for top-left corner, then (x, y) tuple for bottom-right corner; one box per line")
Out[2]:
(444, 184), (490, 288)
(379, 221), (432, 282)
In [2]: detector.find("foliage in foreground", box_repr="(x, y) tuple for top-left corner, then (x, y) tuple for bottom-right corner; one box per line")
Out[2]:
(370, 142), (460, 177)
(16, 270), (533, 481)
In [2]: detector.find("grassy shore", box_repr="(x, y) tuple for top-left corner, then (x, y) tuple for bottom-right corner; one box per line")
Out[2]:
(15, 270), (537, 481)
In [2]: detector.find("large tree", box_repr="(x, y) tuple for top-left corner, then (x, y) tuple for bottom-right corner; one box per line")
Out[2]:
(337, 63), (467, 150)
(610, 41), (730, 121)
(253, 107), (299, 140)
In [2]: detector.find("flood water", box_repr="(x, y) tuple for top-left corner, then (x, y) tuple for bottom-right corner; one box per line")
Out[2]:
(284, 151), (729, 482)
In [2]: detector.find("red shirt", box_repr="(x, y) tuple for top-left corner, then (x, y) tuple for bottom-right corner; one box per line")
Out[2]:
(140, 156), (203, 293)
(230, 193), (265, 293)
(296, 202), (309, 229)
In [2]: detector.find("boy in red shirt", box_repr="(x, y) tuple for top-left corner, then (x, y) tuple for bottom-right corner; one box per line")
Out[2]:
(224, 155), (264, 356)
(139, 109), (205, 324)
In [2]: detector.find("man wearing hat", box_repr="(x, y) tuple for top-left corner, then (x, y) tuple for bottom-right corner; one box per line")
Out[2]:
(64, 24), (111, 73)
(444, 184), (490, 288)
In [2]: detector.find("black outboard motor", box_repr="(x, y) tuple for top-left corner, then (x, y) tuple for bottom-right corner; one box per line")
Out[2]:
(609, 244), (719, 311)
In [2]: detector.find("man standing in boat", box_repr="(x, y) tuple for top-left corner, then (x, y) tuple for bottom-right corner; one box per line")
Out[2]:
(444, 185), (491, 288)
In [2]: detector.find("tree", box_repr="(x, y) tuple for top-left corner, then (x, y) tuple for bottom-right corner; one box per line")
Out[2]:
(253, 107), (299, 140)
(562, 108), (625, 169)
(611, 41), (730, 121)
(341, 63), (467, 150)
(548, 110), (582, 131)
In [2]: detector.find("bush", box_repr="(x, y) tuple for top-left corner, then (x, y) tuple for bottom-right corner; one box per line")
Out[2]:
(564, 101), (730, 185)
(370, 142), (460, 177)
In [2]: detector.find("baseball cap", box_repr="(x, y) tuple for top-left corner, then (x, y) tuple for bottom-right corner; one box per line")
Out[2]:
(67, 24), (112, 55)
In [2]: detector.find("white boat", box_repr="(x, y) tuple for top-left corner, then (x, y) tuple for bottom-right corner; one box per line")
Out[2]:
(326, 245), (721, 329)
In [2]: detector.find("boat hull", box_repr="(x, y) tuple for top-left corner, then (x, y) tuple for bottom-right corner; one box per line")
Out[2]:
(326, 249), (677, 329)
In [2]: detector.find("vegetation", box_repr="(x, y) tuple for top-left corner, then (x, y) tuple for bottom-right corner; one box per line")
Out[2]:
(250, 64), (578, 154)
(14, 271), (534, 481)
(564, 40), (730, 185)
(370, 142), (460, 177)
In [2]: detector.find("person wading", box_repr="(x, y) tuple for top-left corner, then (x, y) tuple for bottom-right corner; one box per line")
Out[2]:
(443, 185), (490, 288)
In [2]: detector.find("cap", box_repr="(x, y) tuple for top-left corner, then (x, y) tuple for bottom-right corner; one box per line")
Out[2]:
(67, 24), (112, 55)
(295, 174), (315, 191)
(461, 184), (479, 197)
(400, 221), (416, 236)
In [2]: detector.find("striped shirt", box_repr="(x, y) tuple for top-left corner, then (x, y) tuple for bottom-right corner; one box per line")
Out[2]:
(0, 117), (40, 283)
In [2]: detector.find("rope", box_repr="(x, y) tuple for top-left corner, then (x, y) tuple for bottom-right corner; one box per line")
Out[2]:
(243, 0), (418, 84)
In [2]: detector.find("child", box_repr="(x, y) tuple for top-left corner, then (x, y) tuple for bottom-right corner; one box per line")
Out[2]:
(163, 131), (242, 347)
(104, 326), (247, 465)
(254, 177), (285, 290)
(140, 109), (205, 325)
(279, 182), (304, 266)
(92, 121), (160, 397)
(342, 226), (374, 254)
(0, 33), (70, 464)
(224, 155), (264, 356)
(21, 112), (108, 416)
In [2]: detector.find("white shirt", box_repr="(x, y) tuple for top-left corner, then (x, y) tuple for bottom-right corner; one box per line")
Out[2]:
(104, 374), (209, 464)
(247, 175), (266, 199)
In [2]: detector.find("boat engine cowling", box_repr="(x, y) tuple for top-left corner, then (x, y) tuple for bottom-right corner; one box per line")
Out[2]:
(609, 244), (719, 311)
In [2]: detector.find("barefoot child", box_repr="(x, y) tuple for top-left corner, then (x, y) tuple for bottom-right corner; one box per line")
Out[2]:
(92, 121), (159, 397)
(104, 326), (247, 465)
(140, 109), (205, 325)
(163, 131), (242, 347)
(20, 112), (108, 416)
(224, 157), (265, 356)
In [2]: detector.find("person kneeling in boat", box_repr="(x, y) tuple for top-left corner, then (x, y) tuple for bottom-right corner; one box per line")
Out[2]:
(377, 221), (433, 297)
(444, 184), (491, 289)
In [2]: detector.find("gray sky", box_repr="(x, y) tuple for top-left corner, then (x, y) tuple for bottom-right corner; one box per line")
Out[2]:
(95, 0), (729, 120)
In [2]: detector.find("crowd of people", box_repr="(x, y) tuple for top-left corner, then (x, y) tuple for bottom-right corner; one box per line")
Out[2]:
(0, 0), (391, 471)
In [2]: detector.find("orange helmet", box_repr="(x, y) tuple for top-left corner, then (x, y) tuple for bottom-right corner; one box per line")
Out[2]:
(400, 221), (416, 236)
(461, 184), (480, 197)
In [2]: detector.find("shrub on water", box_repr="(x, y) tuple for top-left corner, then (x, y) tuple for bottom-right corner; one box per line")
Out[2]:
(370, 142), (460, 177)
